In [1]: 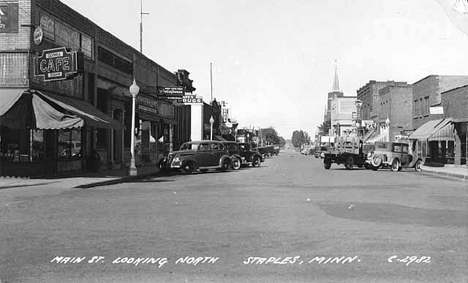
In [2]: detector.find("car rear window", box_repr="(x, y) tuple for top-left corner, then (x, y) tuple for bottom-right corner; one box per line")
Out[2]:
(180, 143), (199, 151)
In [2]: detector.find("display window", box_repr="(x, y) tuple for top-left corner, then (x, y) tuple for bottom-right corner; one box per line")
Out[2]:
(58, 129), (82, 160)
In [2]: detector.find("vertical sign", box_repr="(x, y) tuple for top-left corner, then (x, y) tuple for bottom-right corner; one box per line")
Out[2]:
(40, 14), (55, 40)
(0, 3), (19, 33)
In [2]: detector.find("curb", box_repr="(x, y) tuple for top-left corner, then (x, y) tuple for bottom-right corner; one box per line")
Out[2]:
(420, 169), (468, 182)
(74, 172), (160, 189)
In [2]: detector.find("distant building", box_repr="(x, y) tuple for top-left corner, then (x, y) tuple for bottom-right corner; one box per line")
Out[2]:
(356, 80), (408, 122)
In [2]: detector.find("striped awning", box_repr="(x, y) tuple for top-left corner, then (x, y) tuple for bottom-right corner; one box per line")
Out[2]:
(366, 131), (388, 143)
(428, 120), (455, 141)
(409, 118), (453, 141)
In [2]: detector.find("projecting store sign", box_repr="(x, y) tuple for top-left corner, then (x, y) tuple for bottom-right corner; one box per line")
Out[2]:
(35, 47), (82, 82)
(158, 87), (184, 97)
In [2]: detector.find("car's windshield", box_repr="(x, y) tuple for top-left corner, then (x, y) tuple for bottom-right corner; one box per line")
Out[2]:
(180, 143), (199, 151)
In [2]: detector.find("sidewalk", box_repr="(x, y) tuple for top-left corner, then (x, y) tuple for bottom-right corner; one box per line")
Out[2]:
(0, 163), (161, 190)
(420, 164), (468, 182)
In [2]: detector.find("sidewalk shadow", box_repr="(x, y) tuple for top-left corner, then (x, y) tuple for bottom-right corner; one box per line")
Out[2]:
(0, 181), (60, 190)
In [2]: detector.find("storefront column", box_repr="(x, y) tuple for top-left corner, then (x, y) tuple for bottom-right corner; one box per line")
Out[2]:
(122, 110), (126, 165)
(169, 124), (174, 152)
(110, 110), (114, 165)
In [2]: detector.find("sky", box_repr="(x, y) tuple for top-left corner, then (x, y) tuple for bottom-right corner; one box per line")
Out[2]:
(61, 0), (468, 139)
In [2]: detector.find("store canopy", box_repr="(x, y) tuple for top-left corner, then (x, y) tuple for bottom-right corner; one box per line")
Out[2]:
(362, 127), (377, 143)
(409, 118), (453, 141)
(366, 131), (388, 143)
(428, 120), (455, 141)
(0, 89), (124, 130)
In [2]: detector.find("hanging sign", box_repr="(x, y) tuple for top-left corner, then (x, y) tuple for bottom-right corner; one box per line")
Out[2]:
(35, 47), (82, 81)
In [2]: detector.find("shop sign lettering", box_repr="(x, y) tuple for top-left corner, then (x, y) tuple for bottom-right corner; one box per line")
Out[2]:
(182, 95), (203, 104)
(158, 87), (184, 97)
(35, 47), (79, 81)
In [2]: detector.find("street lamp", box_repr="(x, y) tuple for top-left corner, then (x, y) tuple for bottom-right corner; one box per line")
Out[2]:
(129, 79), (140, 176)
(355, 100), (363, 136)
(209, 115), (214, 140)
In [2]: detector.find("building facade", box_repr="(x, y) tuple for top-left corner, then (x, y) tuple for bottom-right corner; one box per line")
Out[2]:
(412, 75), (468, 129)
(0, 0), (191, 176)
(378, 84), (413, 142)
(356, 80), (408, 122)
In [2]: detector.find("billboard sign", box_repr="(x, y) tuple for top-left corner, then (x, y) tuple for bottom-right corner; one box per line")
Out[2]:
(35, 47), (81, 81)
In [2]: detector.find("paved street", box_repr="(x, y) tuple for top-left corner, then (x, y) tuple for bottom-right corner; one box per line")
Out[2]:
(1, 150), (467, 283)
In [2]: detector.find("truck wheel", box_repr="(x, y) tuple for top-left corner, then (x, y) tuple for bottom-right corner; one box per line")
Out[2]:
(414, 160), (422, 172)
(324, 161), (331, 169)
(391, 159), (400, 172)
(345, 156), (354, 170)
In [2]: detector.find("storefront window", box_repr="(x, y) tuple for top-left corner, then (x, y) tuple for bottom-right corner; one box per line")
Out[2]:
(58, 129), (82, 160)
(0, 127), (30, 162)
(32, 130), (45, 161)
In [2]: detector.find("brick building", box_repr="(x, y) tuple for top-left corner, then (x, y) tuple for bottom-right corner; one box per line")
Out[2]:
(412, 75), (468, 129)
(0, 0), (192, 176)
(356, 80), (408, 122)
(410, 75), (468, 166)
(440, 85), (468, 166)
(377, 84), (413, 142)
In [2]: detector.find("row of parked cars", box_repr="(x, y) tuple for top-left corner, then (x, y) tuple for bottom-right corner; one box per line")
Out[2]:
(158, 140), (280, 174)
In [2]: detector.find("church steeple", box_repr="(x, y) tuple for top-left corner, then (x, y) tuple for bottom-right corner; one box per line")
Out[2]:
(332, 61), (340, 91)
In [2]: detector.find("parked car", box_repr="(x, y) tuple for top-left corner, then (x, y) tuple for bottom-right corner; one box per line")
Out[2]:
(159, 140), (232, 173)
(237, 142), (263, 167)
(221, 141), (243, 170)
(257, 145), (275, 159)
(366, 141), (422, 172)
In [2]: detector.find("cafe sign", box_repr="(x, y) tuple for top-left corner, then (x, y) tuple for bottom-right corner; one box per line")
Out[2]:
(35, 47), (80, 82)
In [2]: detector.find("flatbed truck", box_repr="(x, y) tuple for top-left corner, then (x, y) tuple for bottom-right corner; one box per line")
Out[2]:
(323, 136), (367, 170)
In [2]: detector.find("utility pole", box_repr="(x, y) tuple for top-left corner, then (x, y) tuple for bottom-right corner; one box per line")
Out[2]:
(210, 63), (213, 104)
(140, 0), (149, 53)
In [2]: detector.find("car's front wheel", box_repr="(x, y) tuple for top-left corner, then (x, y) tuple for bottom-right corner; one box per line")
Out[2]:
(414, 159), (422, 172)
(391, 159), (400, 172)
(181, 162), (194, 174)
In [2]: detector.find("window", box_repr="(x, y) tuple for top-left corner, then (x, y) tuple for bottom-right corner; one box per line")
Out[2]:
(58, 129), (82, 160)
(402, 145), (409, 153)
(198, 143), (210, 152)
(424, 96), (430, 116)
(419, 98), (423, 117)
(413, 100), (418, 117)
(393, 144), (402, 152)
(180, 143), (198, 151)
(210, 143), (221, 151)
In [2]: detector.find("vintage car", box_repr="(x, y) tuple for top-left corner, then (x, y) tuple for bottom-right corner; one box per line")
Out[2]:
(237, 142), (263, 167)
(221, 141), (244, 170)
(159, 140), (232, 173)
(366, 142), (422, 172)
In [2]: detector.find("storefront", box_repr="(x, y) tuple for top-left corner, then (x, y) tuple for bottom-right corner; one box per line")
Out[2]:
(409, 118), (455, 165)
(0, 89), (124, 176)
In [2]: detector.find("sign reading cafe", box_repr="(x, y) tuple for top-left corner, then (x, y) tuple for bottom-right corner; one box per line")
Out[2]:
(35, 47), (82, 81)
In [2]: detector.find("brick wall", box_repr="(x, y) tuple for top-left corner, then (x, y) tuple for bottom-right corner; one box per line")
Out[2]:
(413, 75), (468, 129)
(384, 85), (413, 140)
(442, 86), (468, 120)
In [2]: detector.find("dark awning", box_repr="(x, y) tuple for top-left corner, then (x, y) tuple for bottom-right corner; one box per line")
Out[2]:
(0, 89), (124, 130)
(409, 118), (452, 141)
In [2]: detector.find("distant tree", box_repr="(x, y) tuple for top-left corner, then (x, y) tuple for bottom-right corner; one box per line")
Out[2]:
(278, 136), (286, 147)
(317, 120), (331, 135)
(261, 127), (281, 145)
(291, 130), (311, 148)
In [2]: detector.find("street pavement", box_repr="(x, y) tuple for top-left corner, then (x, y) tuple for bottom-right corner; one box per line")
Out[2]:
(0, 150), (467, 283)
